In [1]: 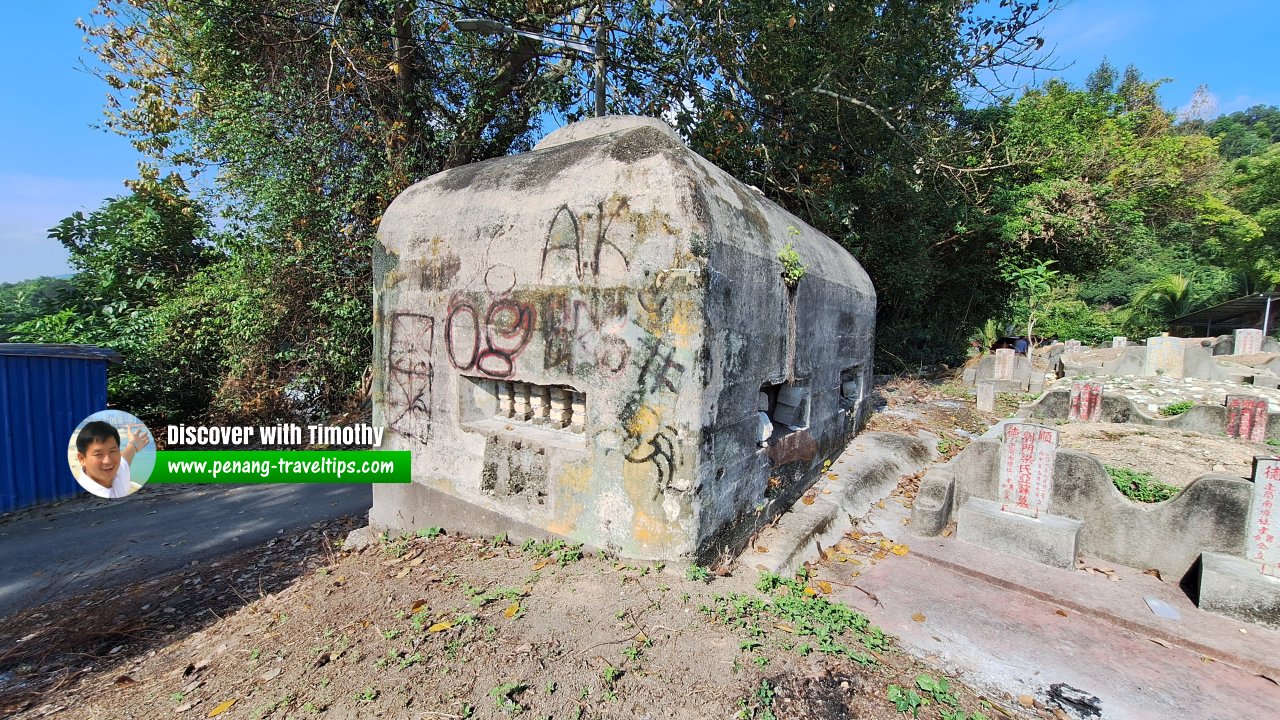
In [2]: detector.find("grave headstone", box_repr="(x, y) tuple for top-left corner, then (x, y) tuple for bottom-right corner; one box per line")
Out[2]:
(976, 381), (995, 412)
(994, 348), (1016, 381)
(997, 422), (1059, 518)
(1064, 340), (1082, 352)
(1235, 328), (1265, 356)
(1112, 336), (1127, 348)
(1246, 457), (1280, 576)
(1226, 395), (1269, 443)
(1068, 381), (1104, 422)
(1144, 336), (1185, 377)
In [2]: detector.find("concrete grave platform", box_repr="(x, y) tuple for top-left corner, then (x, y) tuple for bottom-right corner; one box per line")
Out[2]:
(1197, 552), (1280, 630)
(956, 497), (1081, 569)
(912, 420), (1254, 580)
(1020, 386), (1280, 440)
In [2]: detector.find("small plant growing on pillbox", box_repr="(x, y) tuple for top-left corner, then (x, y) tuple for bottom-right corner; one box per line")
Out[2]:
(778, 226), (806, 289)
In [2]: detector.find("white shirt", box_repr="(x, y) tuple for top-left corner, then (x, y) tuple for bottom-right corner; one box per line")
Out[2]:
(78, 457), (133, 499)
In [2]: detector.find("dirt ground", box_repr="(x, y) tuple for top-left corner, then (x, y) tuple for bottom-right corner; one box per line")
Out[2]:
(4, 527), (1022, 720)
(2, 371), (1262, 720)
(1055, 424), (1267, 487)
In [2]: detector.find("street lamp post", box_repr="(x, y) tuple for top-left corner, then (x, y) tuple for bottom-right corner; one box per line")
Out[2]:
(455, 18), (606, 117)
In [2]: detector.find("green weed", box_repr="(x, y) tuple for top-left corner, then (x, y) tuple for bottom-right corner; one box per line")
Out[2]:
(915, 674), (958, 706)
(887, 684), (927, 716)
(1105, 465), (1180, 503)
(736, 679), (778, 720)
(489, 682), (527, 714)
(685, 564), (712, 582)
(355, 687), (377, 702)
(416, 527), (444, 539)
(1159, 400), (1194, 416)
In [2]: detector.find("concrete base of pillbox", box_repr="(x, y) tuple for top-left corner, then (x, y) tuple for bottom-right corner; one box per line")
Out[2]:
(1197, 552), (1280, 631)
(957, 497), (1081, 570)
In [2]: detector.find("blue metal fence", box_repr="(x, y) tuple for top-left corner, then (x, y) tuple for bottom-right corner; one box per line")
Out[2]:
(0, 344), (121, 514)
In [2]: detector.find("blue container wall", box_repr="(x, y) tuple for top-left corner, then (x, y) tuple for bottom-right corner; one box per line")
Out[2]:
(0, 355), (109, 514)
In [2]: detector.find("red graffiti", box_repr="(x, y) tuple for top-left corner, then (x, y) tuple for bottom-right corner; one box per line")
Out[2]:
(445, 297), (535, 379)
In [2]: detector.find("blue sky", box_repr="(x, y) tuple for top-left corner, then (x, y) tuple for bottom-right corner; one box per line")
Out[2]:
(4, 0), (1279, 283)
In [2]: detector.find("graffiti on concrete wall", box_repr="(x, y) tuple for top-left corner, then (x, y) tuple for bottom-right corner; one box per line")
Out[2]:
(385, 199), (696, 500)
(445, 296), (537, 379)
(388, 312), (435, 444)
(540, 201), (632, 282)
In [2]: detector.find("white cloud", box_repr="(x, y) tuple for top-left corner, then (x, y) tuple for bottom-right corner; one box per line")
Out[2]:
(0, 173), (126, 283)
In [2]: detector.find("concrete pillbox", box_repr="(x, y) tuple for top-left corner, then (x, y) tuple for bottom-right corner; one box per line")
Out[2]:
(956, 497), (1081, 570)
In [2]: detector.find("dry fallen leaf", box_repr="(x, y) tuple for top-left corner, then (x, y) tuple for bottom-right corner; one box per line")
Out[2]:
(427, 621), (453, 633)
(503, 602), (520, 619)
(911, 613), (926, 623)
(803, 587), (817, 596)
(876, 500), (886, 509)
(411, 599), (428, 613)
(1150, 637), (1172, 648)
(114, 675), (136, 686)
(773, 622), (795, 633)
(754, 545), (769, 553)
(395, 567), (411, 579)
(891, 544), (910, 556)
(532, 559), (551, 571)
(1144, 568), (1162, 581)
(259, 667), (282, 682)
(1054, 609), (1068, 617)
(208, 699), (236, 717)
(801, 495), (815, 505)
(941, 528), (954, 537)
(817, 581), (833, 594)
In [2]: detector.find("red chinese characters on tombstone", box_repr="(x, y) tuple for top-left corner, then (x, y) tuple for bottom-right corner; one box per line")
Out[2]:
(998, 422), (1059, 518)
(1226, 396), (1269, 444)
(1247, 457), (1280, 576)
(1068, 381), (1103, 423)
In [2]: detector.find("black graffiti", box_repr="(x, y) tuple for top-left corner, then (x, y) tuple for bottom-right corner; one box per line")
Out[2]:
(388, 312), (434, 442)
(540, 203), (630, 281)
(624, 424), (678, 495)
(637, 341), (685, 394)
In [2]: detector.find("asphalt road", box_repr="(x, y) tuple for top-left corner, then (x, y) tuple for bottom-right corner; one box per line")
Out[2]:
(0, 483), (370, 619)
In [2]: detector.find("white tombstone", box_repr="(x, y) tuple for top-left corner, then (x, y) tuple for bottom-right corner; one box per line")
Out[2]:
(1064, 340), (1082, 352)
(1112, 336), (1127, 348)
(976, 381), (996, 413)
(1235, 328), (1265, 356)
(994, 348), (1016, 381)
(997, 422), (1059, 518)
(1246, 457), (1280, 576)
(1144, 336), (1184, 377)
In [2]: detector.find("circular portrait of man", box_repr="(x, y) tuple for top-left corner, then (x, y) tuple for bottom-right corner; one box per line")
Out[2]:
(67, 410), (155, 499)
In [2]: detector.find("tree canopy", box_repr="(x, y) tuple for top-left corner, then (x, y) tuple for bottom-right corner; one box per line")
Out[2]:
(7, 2), (1280, 422)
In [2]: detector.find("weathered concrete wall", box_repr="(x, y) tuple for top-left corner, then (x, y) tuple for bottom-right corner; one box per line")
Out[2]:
(370, 116), (875, 563)
(911, 425), (1253, 579)
(1020, 389), (1280, 439)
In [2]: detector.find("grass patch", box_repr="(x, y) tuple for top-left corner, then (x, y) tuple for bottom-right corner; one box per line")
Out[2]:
(701, 572), (889, 664)
(1159, 400), (1194, 417)
(1105, 465), (1180, 503)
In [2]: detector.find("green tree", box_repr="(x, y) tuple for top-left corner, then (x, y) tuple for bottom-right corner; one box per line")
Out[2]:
(80, 0), (693, 419)
(10, 182), (215, 422)
(666, 0), (1058, 367)
(1219, 144), (1280, 284)
(1003, 259), (1058, 342)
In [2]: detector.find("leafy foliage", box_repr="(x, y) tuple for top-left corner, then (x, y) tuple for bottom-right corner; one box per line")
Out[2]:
(1105, 465), (1180, 503)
